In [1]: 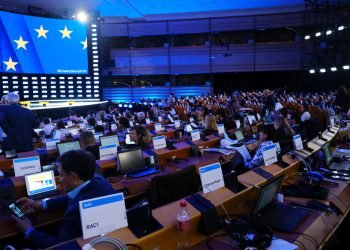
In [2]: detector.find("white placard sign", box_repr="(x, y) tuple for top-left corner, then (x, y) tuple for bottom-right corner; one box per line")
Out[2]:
(191, 129), (201, 141)
(154, 123), (162, 132)
(153, 136), (167, 150)
(174, 120), (181, 128)
(146, 118), (151, 125)
(293, 134), (304, 150)
(235, 120), (241, 129)
(97, 120), (103, 126)
(262, 144), (278, 167)
(199, 163), (225, 194)
(94, 132), (103, 143)
(46, 138), (60, 151)
(67, 120), (73, 127)
(79, 193), (128, 240)
(13, 156), (41, 177)
(217, 124), (225, 135)
(158, 116), (163, 122)
(274, 142), (281, 154)
(99, 144), (118, 161)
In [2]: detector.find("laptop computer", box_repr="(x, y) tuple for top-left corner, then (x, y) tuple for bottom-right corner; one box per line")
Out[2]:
(252, 175), (309, 232)
(100, 135), (120, 147)
(56, 141), (81, 155)
(117, 148), (160, 178)
(25, 170), (58, 200)
(234, 130), (256, 144)
(322, 143), (350, 171)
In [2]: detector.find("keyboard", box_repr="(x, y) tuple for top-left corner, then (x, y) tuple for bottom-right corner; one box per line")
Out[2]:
(127, 168), (160, 178)
(29, 189), (58, 200)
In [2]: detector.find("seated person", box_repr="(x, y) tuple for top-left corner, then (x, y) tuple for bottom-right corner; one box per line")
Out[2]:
(12, 150), (116, 249)
(87, 117), (104, 133)
(129, 125), (151, 150)
(117, 116), (130, 141)
(136, 112), (146, 124)
(55, 120), (69, 138)
(273, 115), (295, 153)
(203, 113), (218, 135)
(245, 132), (273, 169)
(42, 117), (55, 137)
(80, 130), (99, 160)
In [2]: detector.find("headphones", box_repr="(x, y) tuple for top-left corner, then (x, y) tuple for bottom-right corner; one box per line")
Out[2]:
(223, 216), (273, 249)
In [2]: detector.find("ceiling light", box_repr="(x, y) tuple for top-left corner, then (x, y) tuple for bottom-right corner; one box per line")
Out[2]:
(338, 26), (344, 31)
(77, 11), (88, 22)
(331, 67), (337, 71)
(343, 65), (350, 70)
(320, 68), (326, 73)
(326, 30), (332, 35)
(309, 69), (315, 74)
(315, 32), (321, 37)
(304, 35), (310, 40)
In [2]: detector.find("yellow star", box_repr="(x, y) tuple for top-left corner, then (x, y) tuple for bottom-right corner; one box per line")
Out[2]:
(3, 57), (18, 71)
(14, 36), (29, 50)
(80, 38), (87, 49)
(34, 25), (49, 39)
(59, 26), (73, 39)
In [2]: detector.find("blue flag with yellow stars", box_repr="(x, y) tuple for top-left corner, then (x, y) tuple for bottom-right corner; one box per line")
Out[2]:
(0, 11), (88, 74)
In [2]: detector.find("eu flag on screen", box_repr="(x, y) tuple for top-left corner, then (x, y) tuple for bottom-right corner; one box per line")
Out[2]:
(0, 11), (88, 74)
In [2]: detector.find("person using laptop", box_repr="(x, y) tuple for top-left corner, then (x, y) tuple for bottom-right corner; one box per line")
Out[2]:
(129, 125), (151, 150)
(12, 150), (116, 249)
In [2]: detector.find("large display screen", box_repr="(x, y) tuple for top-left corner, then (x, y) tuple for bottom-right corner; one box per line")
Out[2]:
(0, 11), (88, 74)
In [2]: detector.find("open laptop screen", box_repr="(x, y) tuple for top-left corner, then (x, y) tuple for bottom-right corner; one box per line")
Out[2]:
(25, 170), (56, 197)
(322, 143), (333, 166)
(117, 148), (145, 174)
(57, 141), (81, 155)
(234, 130), (245, 141)
(252, 175), (284, 215)
(100, 135), (120, 147)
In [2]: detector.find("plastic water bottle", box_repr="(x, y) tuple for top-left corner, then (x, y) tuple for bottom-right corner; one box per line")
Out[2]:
(177, 200), (190, 249)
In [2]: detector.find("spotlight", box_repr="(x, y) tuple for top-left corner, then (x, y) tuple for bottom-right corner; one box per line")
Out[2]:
(315, 32), (321, 37)
(118, 104), (123, 108)
(309, 69), (315, 74)
(123, 104), (128, 108)
(330, 67), (337, 72)
(320, 68), (326, 73)
(343, 65), (350, 70)
(304, 35), (310, 40)
(326, 30), (332, 35)
(128, 104), (133, 108)
(77, 11), (88, 22)
(338, 26), (344, 31)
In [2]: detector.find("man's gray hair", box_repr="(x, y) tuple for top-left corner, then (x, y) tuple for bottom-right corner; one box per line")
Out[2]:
(7, 92), (20, 104)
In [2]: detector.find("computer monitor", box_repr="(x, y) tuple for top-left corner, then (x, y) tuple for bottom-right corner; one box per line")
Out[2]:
(117, 148), (145, 174)
(100, 135), (120, 147)
(56, 141), (81, 155)
(322, 143), (333, 166)
(25, 170), (56, 197)
(252, 175), (284, 215)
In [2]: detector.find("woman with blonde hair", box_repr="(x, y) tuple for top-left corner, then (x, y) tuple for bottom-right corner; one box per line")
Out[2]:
(204, 113), (218, 135)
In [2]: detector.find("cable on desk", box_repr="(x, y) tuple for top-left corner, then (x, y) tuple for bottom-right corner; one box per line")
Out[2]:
(205, 233), (228, 250)
(201, 185), (230, 220)
(289, 231), (319, 249)
(328, 191), (347, 212)
(82, 236), (127, 250)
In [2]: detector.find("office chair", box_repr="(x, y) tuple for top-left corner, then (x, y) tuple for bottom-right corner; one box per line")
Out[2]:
(147, 165), (200, 208)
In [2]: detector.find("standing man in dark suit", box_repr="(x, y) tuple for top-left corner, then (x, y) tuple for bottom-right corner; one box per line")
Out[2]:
(12, 150), (116, 249)
(0, 92), (39, 152)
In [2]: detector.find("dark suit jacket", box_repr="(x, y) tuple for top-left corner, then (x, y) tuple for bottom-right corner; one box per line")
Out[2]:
(0, 104), (39, 152)
(28, 175), (116, 249)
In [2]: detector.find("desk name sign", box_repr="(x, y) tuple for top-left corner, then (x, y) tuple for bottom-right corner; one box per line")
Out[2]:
(153, 136), (167, 150)
(46, 138), (60, 151)
(191, 129), (201, 141)
(79, 193), (128, 239)
(199, 163), (225, 194)
(262, 144), (277, 167)
(99, 144), (118, 161)
(13, 156), (41, 177)
(293, 134), (303, 150)
(217, 124), (225, 135)
(154, 123), (162, 132)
